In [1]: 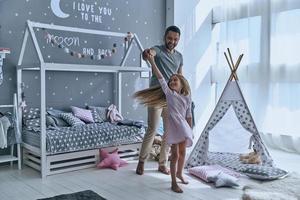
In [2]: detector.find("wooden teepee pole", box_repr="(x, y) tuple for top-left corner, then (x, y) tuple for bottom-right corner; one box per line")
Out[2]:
(233, 54), (244, 81)
(224, 52), (233, 70)
(224, 48), (243, 81)
(227, 48), (235, 69)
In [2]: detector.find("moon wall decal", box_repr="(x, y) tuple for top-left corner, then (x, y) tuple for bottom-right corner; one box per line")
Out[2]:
(50, 0), (70, 19)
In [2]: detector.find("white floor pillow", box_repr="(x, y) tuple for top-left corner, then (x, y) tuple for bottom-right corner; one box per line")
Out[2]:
(189, 165), (240, 187)
(208, 171), (239, 187)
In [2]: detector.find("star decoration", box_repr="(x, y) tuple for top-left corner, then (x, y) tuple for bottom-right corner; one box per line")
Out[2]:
(97, 148), (127, 170)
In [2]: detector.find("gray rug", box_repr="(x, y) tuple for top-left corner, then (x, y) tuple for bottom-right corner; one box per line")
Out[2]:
(242, 172), (300, 200)
(37, 190), (106, 200)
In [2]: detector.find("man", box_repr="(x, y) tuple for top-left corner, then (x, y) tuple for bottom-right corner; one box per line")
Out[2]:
(136, 25), (183, 175)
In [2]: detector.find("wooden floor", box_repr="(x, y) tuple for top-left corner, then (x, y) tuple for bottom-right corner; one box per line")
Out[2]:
(1, 147), (300, 200)
(0, 161), (249, 200)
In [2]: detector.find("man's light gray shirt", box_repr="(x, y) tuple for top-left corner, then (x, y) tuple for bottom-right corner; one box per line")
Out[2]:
(150, 45), (183, 87)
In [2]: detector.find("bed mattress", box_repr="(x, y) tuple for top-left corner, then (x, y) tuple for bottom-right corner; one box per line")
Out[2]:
(22, 122), (145, 155)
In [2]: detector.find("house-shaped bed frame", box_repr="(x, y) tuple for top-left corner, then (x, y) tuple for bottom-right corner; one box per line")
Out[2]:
(17, 20), (150, 177)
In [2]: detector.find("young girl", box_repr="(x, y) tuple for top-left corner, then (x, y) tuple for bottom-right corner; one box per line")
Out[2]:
(134, 53), (193, 193)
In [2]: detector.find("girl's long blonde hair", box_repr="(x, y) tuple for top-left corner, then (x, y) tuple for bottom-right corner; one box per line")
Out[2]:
(134, 74), (191, 108)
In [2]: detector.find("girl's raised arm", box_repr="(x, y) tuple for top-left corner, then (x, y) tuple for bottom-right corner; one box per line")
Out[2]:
(148, 54), (163, 80)
(148, 54), (171, 94)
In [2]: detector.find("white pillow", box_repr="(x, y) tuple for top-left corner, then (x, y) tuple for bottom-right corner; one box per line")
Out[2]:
(189, 165), (240, 187)
(208, 172), (239, 188)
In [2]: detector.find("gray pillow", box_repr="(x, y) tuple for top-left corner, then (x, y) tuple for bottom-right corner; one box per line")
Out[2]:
(241, 166), (288, 180)
(24, 118), (41, 132)
(23, 107), (40, 121)
(24, 115), (60, 131)
(46, 115), (57, 127)
(47, 109), (64, 118)
(51, 115), (69, 127)
(47, 109), (69, 127)
(88, 106), (107, 123)
(59, 113), (85, 127)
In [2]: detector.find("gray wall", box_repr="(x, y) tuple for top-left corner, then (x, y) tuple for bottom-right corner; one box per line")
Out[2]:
(0, 0), (166, 154)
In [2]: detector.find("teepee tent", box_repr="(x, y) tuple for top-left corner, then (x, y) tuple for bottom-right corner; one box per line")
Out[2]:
(186, 49), (274, 171)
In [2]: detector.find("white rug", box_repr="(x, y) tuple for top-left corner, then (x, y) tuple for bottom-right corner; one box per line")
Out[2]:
(242, 172), (300, 200)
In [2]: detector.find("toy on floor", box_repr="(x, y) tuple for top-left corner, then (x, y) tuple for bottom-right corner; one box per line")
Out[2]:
(149, 135), (162, 161)
(149, 135), (172, 162)
(97, 148), (127, 170)
(239, 150), (261, 165)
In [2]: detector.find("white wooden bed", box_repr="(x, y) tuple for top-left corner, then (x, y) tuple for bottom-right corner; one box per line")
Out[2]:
(17, 20), (150, 178)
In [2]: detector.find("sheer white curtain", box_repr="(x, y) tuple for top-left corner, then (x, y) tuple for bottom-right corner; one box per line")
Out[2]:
(213, 0), (300, 153)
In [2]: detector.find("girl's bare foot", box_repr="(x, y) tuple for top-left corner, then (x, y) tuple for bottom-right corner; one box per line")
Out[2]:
(171, 182), (183, 193)
(136, 161), (144, 175)
(176, 174), (189, 184)
(158, 165), (170, 175)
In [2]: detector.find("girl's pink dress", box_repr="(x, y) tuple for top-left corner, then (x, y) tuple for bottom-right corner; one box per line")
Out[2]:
(158, 78), (193, 147)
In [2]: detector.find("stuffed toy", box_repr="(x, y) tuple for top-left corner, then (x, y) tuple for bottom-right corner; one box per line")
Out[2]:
(149, 135), (172, 161)
(149, 135), (163, 161)
(239, 151), (261, 165)
(107, 104), (123, 123)
(149, 144), (161, 161)
(97, 148), (127, 170)
(153, 135), (162, 145)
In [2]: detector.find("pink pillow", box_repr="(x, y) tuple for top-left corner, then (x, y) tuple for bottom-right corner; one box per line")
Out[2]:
(188, 165), (241, 182)
(71, 106), (94, 123)
(97, 148), (127, 170)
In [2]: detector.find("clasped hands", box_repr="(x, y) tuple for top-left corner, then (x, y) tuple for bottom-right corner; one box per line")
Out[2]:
(142, 48), (156, 63)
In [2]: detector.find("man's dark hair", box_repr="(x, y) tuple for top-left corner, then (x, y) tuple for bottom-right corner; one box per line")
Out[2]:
(164, 25), (181, 37)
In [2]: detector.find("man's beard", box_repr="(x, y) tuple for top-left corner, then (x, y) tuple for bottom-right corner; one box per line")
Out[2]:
(165, 42), (176, 51)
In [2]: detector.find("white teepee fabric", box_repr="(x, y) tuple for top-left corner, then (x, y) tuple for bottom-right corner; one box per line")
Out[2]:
(186, 50), (274, 170)
(186, 80), (274, 169)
